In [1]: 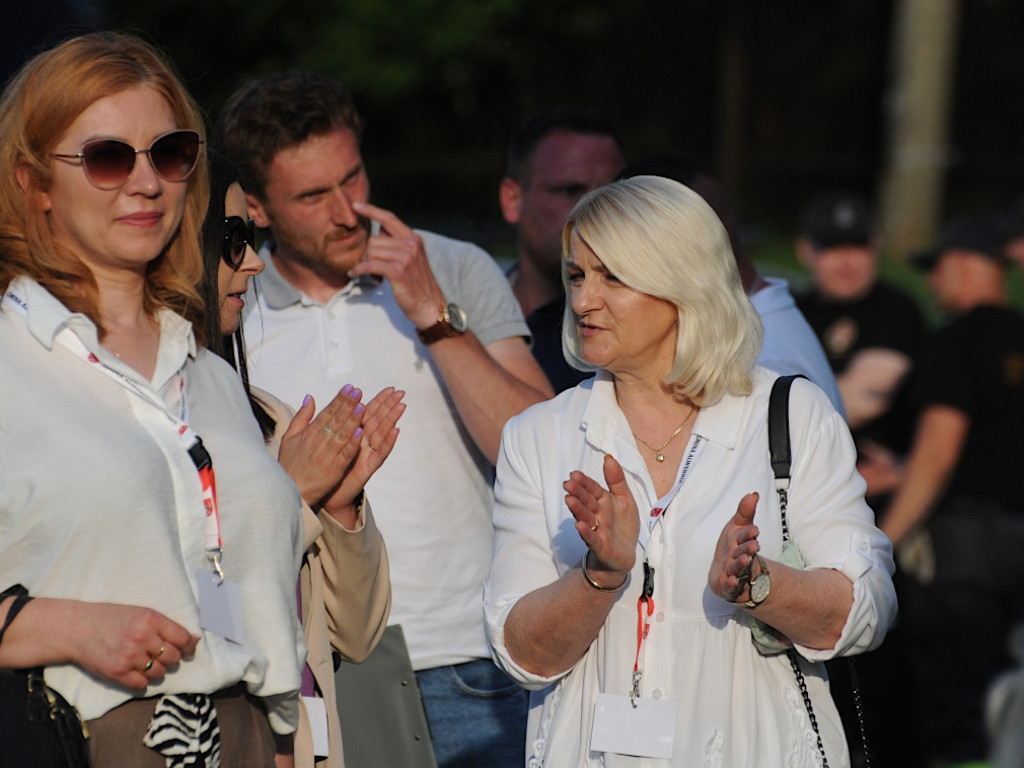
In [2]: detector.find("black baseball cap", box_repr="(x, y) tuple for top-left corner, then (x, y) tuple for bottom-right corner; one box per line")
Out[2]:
(910, 212), (1012, 270)
(801, 190), (873, 249)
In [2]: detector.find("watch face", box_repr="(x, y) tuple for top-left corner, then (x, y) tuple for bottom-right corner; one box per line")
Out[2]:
(447, 303), (468, 333)
(750, 574), (770, 604)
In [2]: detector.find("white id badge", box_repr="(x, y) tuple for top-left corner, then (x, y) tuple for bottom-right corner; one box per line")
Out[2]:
(196, 570), (245, 644)
(590, 693), (677, 759)
(302, 696), (330, 757)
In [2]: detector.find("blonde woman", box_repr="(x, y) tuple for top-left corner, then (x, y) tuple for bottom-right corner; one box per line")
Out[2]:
(485, 176), (896, 767)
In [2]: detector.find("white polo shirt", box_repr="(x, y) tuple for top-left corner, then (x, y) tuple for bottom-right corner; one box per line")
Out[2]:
(243, 229), (530, 670)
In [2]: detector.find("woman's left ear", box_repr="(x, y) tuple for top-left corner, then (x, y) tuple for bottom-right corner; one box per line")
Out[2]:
(15, 160), (52, 211)
(246, 192), (269, 229)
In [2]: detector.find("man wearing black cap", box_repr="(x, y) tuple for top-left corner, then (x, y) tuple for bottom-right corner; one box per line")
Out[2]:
(881, 212), (1024, 767)
(795, 189), (930, 768)
(795, 190), (926, 437)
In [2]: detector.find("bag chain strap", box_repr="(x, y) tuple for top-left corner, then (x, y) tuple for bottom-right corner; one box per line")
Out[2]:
(776, 480), (830, 768)
(770, 375), (873, 768)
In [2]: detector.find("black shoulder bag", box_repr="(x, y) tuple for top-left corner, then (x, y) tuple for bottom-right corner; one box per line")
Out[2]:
(0, 584), (92, 768)
(768, 374), (871, 768)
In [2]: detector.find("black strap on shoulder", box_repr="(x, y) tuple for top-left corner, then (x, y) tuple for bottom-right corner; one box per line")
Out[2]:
(0, 584), (32, 647)
(768, 374), (873, 768)
(768, 375), (805, 482)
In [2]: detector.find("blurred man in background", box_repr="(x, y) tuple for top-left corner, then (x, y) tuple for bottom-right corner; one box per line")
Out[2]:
(795, 190), (925, 448)
(882, 212), (1024, 768)
(499, 107), (625, 391)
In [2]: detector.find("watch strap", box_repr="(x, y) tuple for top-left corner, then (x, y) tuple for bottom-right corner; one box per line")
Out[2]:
(416, 302), (464, 345)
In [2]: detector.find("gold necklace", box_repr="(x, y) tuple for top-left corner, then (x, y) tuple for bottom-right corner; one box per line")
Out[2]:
(631, 411), (694, 462)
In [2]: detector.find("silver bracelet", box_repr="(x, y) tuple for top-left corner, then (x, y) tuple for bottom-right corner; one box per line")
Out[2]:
(580, 550), (628, 593)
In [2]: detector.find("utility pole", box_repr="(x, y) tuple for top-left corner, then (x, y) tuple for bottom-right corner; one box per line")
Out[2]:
(878, 0), (960, 258)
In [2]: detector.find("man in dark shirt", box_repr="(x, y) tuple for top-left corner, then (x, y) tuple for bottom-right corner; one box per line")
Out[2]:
(796, 189), (930, 768)
(795, 190), (926, 442)
(499, 107), (625, 392)
(881, 212), (1024, 766)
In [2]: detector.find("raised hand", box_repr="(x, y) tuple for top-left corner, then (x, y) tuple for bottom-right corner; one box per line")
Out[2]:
(563, 454), (639, 581)
(319, 386), (406, 520)
(277, 385), (364, 507)
(708, 492), (761, 602)
(348, 201), (446, 329)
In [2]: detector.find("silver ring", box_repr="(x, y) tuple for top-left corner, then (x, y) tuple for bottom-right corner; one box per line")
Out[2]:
(322, 427), (335, 437)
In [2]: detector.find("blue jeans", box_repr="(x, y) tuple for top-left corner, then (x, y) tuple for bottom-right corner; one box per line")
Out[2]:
(417, 659), (528, 768)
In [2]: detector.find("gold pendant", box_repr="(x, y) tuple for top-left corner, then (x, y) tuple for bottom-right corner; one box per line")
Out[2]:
(656, 453), (665, 462)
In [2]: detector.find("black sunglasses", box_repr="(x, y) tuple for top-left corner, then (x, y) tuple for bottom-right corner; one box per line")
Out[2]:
(222, 216), (257, 269)
(51, 129), (203, 190)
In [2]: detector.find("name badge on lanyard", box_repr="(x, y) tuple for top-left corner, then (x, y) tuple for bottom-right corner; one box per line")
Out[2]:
(3, 285), (245, 644)
(589, 434), (705, 760)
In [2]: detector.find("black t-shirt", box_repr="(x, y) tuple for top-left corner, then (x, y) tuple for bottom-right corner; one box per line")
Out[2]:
(796, 281), (927, 453)
(912, 304), (1024, 510)
(795, 282), (926, 374)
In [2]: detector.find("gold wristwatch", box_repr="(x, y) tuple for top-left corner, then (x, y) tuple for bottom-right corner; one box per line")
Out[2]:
(416, 300), (468, 345)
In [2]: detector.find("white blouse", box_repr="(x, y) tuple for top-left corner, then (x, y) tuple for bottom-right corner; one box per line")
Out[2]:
(0, 277), (305, 732)
(484, 368), (896, 768)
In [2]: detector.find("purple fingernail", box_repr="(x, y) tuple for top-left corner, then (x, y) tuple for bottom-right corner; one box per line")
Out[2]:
(350, 388), (362, 401)
(302, 394), (312, 408)
(341, 383), (353, 396)
(354, 427), (364, 438)
(354, 403), (364, 415)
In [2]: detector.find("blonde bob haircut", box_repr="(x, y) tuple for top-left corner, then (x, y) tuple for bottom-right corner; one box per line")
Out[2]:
(0, 32), (209, 343)
(561, 175), (763, 406)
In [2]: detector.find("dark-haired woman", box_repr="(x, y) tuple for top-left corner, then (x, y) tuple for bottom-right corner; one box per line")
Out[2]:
(200, 149), (399, 768)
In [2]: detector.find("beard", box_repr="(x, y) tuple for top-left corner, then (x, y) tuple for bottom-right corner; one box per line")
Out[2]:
(270, 215), (371, 279)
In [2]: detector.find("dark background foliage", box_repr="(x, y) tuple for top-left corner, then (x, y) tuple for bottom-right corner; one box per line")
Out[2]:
(5, 0), (1024, 261)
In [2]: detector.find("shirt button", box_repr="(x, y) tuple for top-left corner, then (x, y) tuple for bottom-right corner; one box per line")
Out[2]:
(858, 540), (870, 553)
(655, 612), (664, 622)
(652, 689), (662, 700)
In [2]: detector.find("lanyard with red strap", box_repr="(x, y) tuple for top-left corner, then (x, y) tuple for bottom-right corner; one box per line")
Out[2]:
(629, 434), (704, 707)
(3, 284), (225, 578)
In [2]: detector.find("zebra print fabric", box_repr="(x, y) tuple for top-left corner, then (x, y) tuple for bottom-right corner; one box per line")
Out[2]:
(142, 693), (221, 767)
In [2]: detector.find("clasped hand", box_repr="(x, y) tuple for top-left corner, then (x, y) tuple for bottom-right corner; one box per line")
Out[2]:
(278, 385), (406, 523)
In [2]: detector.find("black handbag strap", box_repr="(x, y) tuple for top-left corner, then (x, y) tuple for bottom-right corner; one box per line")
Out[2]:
(768, 375), (804, 542)
(0, 584), (32, 647)
(767, 374), (871, 768)
(768, 375), (803, 485)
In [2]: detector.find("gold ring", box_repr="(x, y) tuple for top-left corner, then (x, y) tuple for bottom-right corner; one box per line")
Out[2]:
(143, 658), (154, 673)
(322, 427), (335, 437)
(590, 519), (600, 532)
(156, 645), (165, 659)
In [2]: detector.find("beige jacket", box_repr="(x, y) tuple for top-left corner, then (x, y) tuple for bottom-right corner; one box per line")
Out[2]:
(262, 390), (392, 768)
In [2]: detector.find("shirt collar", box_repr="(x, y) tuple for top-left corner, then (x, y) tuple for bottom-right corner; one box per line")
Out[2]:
(6, 276), (196, 389)
(254, 244), (378, 309)
(579, 368), (747, 456)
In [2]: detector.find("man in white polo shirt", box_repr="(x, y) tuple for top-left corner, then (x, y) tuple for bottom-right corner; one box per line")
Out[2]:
(217, 72), (553, 768)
